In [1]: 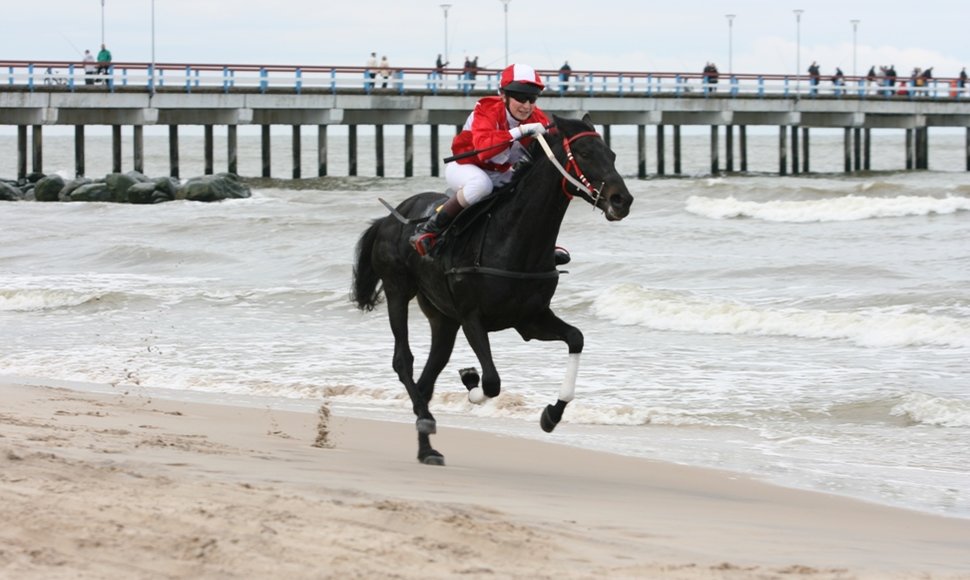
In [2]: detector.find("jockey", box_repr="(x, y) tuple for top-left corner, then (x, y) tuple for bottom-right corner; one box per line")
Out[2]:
(410, 63), (551, 257)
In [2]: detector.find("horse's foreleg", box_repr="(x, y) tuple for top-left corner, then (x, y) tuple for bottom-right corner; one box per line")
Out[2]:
(412, 298), (460, 465)
(515, 309), (584, 433)
(461, 318), (500, 402)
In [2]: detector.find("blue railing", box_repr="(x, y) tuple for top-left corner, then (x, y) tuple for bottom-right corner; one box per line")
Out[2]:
(3, 59), (969, 101)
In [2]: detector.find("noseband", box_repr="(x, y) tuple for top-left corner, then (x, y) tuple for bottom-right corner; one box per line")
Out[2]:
(534, 131), (605, 206)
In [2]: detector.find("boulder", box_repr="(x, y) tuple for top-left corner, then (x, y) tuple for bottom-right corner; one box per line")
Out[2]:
(69, 182), (113, 202)
(60, 177), (93, 201)
(0, 181), (22, 201)
(33, 174), (66, 202)
(104, 172), (140, 203)
(175, 173), (251, 202)
(126, 182), (160, 204)
(153, 176), (179, 197)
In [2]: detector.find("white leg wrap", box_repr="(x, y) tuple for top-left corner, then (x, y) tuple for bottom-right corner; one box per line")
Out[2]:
(559, 353), (580, 403)
(468, 387), (486, 404)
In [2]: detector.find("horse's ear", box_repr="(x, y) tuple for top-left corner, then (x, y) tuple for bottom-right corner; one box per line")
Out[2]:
(581, 113), (595, 129)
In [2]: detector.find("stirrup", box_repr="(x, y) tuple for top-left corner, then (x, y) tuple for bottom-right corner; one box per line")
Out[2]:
(411, 233), (437, 257)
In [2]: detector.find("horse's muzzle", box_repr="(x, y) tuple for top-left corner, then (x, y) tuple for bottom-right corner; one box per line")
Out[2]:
(601, 184), (633, 221)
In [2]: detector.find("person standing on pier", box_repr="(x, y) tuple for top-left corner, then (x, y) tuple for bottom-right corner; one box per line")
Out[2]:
(379, 55), (391, 89)
(96, 44), (112, 83)
(365, 52), (377, 90)
(82, 49), (96, 85)
(559, 61), (572, 91)
(808, 61), (820, 95)
(410, 63), (549, 257)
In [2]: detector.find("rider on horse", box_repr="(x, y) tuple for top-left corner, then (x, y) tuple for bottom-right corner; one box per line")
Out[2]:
(410, 63), (551, 257)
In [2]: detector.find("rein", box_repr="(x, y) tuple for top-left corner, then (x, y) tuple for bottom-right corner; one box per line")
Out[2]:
(534, 131), (604, 206)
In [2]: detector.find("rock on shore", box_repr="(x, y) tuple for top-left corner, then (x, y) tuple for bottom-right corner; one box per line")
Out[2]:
(0, 171), (251, 203)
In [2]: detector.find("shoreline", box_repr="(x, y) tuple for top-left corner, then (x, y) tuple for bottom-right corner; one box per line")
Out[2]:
(2, 379), (968, 579)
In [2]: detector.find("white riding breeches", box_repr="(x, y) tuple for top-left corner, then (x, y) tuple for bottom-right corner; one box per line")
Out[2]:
(445, 162), (514, 206)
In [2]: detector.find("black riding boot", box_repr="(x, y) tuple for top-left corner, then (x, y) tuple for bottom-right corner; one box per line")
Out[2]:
(410, 196), (464, 256)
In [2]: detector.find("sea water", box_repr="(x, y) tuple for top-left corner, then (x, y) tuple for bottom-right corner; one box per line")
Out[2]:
(1, 130), (968, 518)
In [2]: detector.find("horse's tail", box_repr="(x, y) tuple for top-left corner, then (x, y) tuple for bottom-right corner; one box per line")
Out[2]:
(352, 219), (384, 311)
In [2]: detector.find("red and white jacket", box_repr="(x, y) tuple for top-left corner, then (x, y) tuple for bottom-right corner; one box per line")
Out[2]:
(451, 96), (550, 173)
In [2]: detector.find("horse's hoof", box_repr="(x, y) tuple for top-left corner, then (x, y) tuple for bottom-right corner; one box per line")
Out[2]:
(459, 367), (480, 389)
(420, 452), (445, 466)
(540, 404), (560, 433)
(416, 418), (437, 434)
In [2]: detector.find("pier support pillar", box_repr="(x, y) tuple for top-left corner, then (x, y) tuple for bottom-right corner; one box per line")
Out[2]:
(864, 128), (871, 170)
(32, 125), (43, 175)
(404, 124), (414, 178)
(348, 125), (358, 176)
(292, 125), (301, 179)
(802, 127), (810, 173)
(317, 125), (328, 177)
(725, 125), (734, 172)
(636, 125), (646, 179)
(853, 128), (862, 171)
(916, 128), (928, 169)
(603, 125), (611, 149)
(710, 125), (719, 174)
(844, 128), (852, 172)
(111, 125), (122, 173)
(227, 125), (237, 175)
(375, 124), (385, 177)
(17, 125), (27, 180)
(778, 126), (788, 176)
(168, 125), (179, 179)
(74, 125), (85, 177)
(656, 125), (665, 176)
(430, 125), (439, 177)
(740, 125), (748, 172)
(790, 126), (799, 175)
(133, 125), (144, 174)
(261, 125), (271, 177)
(204, 125), (214, 175)
(673, 125), (682, 175)
(905, 129), (914, 170)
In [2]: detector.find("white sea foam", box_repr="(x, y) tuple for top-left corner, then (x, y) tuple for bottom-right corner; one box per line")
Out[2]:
(685, 194), (970, 222)
(891, 392), (970, 428)
(0, 288), (114, 311)
(592, 283), (970, 348)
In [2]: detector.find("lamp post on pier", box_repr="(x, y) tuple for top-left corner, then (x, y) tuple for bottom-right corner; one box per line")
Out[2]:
(440, 4), (452, 66)
(100, 0), (105, 45)
(726, 14), (736, 75)
(500, 0), (511, 67)
(850, 19), (860, 77)
(794, 9), (804, 96)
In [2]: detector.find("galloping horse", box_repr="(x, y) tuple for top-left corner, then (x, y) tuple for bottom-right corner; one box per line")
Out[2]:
(352, 114), (633, 465)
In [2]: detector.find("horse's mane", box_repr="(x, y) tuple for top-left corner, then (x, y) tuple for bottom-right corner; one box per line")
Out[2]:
(509, 115), (575, 189)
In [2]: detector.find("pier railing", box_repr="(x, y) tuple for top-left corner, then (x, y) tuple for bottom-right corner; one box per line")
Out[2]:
(3, 60), (968, 101)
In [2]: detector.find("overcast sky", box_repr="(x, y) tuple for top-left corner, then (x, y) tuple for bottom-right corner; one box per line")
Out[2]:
(5, 0), (967, 79)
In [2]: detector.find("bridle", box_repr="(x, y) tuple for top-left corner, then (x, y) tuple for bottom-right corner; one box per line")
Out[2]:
(534, 130), (605, 207)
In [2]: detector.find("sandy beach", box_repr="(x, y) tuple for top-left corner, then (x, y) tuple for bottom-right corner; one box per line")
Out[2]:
(1, 381), (968, 579)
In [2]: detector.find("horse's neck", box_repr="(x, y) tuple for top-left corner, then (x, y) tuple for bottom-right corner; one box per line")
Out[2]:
(491, 166), (570, 266)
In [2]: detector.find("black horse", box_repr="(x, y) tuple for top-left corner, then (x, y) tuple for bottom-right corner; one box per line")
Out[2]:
(352, 114), (633, 465)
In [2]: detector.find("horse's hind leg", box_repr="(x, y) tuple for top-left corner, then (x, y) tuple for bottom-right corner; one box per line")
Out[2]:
(384, 290), (433, 432)
(515, 309), (584, 433)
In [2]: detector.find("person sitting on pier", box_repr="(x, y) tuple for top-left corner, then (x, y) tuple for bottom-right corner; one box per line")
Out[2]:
(410, 63), (550, 257)
(96, 44), (112, 83)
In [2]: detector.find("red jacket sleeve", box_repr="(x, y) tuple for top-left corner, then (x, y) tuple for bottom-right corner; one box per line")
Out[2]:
(451, 97), (551, 167)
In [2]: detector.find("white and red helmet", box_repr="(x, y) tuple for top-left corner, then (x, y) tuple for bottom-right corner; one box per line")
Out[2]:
(499, 63), (545, 95)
